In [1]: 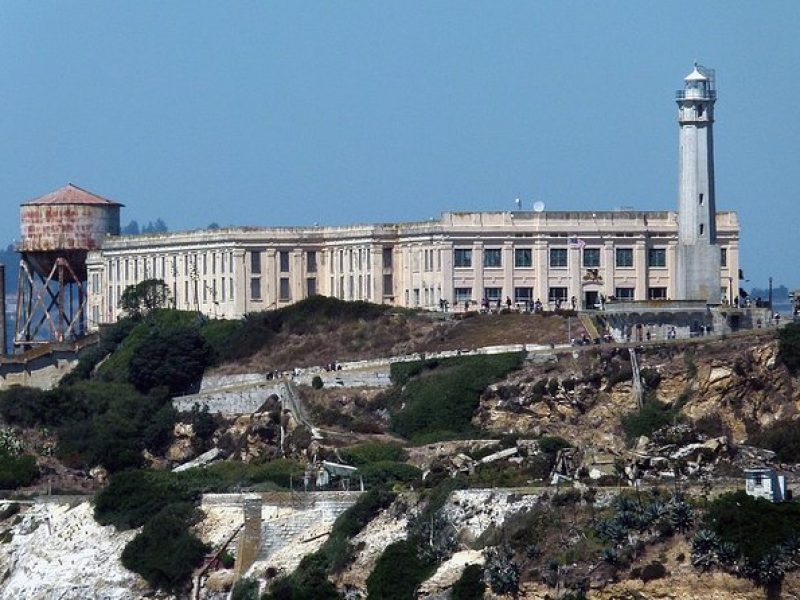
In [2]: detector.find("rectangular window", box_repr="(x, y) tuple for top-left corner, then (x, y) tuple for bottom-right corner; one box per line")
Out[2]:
(583, 248), (601, 267)
(92, 274), (99, 294)
(548, 287), (568, 302)
(514, 287), (533, 303)
(454, 248), (472, 268)
(250, 278), (262, 300)
(615, 248), (634, 268)
(279, 251), (290, 273)
(124, 259), (129, 281)
(514, 248), (533, 268)
(484, 287), (502, 302)
(549, 248), (568, 268)
(383, 273), (393, 295)
(210, 254), (215, 275)
(203, 254), (207, 276)
(648, 287), (667, 300)
(615, 287), (635, 300)
(221, 253), (226, 274)
(229, 277), (233, 301)
(203, 282), (207, 303)
(221, 278), (226, 301)
(484, 248), (502, 268)
(92, 305), (99, 326)
(454, 287), (472, 303)
(306, 251), (317, 273)
(306, 278), (317, 297)
(184, 281), (189, 304)
(413, 288), (420, 306)
(720, 248), (727, 268)
(648, 248), (667, 268)
(250, 251), (262, 274)
(383, 247), (393, 268)
(279, 277), (291, 301)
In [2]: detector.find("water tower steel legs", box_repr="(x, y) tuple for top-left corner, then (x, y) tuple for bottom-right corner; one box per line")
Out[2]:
(14, 256), (87, 347)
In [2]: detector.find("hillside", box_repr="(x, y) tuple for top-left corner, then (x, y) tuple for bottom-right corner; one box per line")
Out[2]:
(1, 300), (800, 599)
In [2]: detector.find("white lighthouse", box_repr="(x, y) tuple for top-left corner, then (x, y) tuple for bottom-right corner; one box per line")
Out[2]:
(675, 63), (721, 304)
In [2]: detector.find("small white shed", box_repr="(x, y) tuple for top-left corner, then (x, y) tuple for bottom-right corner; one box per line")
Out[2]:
(744, 467), (786, 502)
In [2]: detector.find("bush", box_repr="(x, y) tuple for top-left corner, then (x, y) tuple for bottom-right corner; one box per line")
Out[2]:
(778, 322), (800, 374)
(640, 561), (667, 582)
(230, 577), (259, 600)
(129, 324), (211, 394)
(0, 451), (38, 489)
(311, 375), (324, 390)
(705, 491), (800, 563)
(358, 461), (421, 489)
(366, 539), (434, 600)
(538, 436), (572, 455)
(339, 442), (407, 467)
(452, 563), (485, 600)
(390, 353), (524, 442)
(120, 503), (209, 591)
(621, 399), (682, 445)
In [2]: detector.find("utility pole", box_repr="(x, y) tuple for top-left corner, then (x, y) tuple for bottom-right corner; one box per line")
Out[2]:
(0, 263), (6, 355)
(768, 276), (773, 310)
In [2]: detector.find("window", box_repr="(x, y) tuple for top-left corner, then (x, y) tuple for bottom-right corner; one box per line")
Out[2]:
(699, 193), (704, 205)
(583, 248), (601, 267)
(615, 248), (634, 268)
(699, 223), (705, 236)
(454, 249), (472, 268)
(279, 251), (290, 273)
(483, 248), (502, 268)
(648, 248), (666, 268)
(549, 248), (568, 268)
(413, 289), (420, 306)
(250, 278), (262, 300)
(203, 254), (207, 276)
(454, 287), (472, 303)
(184, 281), (189, 304)
(383, 247), (393, 268)
(648, 287), (667, 300)
(615, 287), (635, 300)
(548, 287), (568, 302)
(210, 254), (215, 275)
(514, 248), (533, 268)
(514, 287), (533, 303)
(383, 274), (393, 296)
(306, 251), (317, 273)
(279, 277), (291, 301)
(92, 274), (99, 294)
(250, 251), (262, 274)
(484, 287), (502, 302)
(721, 248), (727, 268)
(306, 278), (317, 297)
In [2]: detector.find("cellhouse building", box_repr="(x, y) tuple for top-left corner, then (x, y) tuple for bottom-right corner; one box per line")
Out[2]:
(67, 64), (737, 330)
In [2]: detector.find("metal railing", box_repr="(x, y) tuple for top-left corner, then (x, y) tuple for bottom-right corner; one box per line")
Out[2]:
(675, 89), (717, 101)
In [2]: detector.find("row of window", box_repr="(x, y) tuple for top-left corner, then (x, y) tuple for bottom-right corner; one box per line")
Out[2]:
(452, 286), (667, 303)
(453, 247), (670, 269)
(250, 251), (318, 275)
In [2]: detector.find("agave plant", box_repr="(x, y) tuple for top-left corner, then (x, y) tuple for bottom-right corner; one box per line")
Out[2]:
(717, 541), (739, 568)
(596, 518), (627, 545)
(691, 529), (720, 570)
(602, 547), (620, 565)
(757, 550), (787, 585)
(669, 500), (694, 533)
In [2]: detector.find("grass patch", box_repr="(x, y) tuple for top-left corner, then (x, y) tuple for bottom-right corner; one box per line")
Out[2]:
(389, 352), (524, 443)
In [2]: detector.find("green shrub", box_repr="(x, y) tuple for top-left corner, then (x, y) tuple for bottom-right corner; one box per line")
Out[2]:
(219, 549), (235, 569)
(311, 375), (324, 390)
(230, 577), (259, 600)
(538, 435), (572, 455)
(129, 324), (211, 394)
(778, 322), (800, 374)
(366, 539), (434, 600)
(705, 491), (800, 563)
(358, 461), (421, 489)
(339, 442), (407, 467)
(390, 353), (524, 442)
(620, 399), (682, 444)
(451, 564), (485, 600)
(748, 420), (800, 462)
(120, 502), (208, 592)
(0, 451), (38, 489)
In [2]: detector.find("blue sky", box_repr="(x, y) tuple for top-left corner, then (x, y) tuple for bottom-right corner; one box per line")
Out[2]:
(0, 2), (798, 288)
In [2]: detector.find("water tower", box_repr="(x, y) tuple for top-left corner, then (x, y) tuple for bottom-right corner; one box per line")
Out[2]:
(15, 184), (122, 347)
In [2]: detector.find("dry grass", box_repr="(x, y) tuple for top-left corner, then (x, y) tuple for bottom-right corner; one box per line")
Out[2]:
(212, 311), (586, 375)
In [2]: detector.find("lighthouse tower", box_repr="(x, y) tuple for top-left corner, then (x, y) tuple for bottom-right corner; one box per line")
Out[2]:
(675, 64), (721, 304)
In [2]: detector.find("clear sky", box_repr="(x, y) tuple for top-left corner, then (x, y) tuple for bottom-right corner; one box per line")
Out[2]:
(1, 2), (798, 288)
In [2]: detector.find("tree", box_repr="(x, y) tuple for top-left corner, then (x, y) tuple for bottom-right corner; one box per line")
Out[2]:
(121, 220), (140, 235)
(128, 325), (211, 394)
(207, 222), (220, 230)
(119, 279), (171, 318)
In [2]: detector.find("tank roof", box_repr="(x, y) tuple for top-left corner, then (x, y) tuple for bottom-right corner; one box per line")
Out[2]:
(22, 183), (124, 207)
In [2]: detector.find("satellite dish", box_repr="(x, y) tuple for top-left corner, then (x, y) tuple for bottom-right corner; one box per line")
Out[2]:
(533, 201), (545, 213)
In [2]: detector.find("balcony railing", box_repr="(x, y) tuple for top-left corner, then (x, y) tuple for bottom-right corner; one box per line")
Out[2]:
(676, 89), (717, 101)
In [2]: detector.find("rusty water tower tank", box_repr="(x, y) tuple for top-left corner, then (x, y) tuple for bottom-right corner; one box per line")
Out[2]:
(20, 183), (122, 280)
(15, 184), (123, 347)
